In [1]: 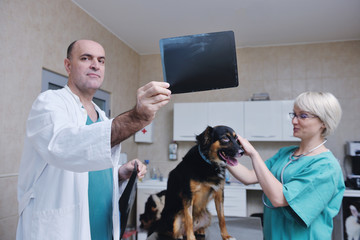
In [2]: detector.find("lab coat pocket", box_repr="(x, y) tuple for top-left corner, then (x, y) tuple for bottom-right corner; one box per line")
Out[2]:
(32, 204), (81, 240)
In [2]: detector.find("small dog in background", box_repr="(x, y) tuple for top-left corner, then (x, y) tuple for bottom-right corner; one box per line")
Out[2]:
(140, 190), (167, 236)
(154, 125), (244, 240)
(345, 205), (360, 240)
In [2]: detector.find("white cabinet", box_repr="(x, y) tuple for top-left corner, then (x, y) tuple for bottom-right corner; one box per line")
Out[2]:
(173, 102), (244, 141)
(281, 100), (299, 141)
(173, 103), (208, 141)
(136, 180), (167, 240)
(207, 184), (246, 217)
(244, 100), (299, 141)
(174, 100), (299, 142)
(244, 101), (282, 141)
(208, 102), (244, 137)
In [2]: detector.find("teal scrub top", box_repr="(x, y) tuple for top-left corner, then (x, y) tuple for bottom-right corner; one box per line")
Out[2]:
(263, 146), (345, 240)
(87, 114), (114, 240)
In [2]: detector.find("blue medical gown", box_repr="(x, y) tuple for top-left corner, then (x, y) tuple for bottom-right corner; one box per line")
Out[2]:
(262, 146), (345, 239)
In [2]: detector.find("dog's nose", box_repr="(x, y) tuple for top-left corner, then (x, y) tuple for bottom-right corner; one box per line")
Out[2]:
(239, 148), (244, 156)
(238, 148), (244, 156)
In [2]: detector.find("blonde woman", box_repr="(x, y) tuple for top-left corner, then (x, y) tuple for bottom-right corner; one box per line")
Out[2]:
(228, 92), (345, 239)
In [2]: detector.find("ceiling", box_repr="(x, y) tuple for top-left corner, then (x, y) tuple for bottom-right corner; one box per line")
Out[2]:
(73, 0), (360, 55)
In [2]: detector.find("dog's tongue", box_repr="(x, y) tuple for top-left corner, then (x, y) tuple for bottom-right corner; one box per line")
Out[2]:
(226, 157), (238, 166)
(220, 149), (244, 166)
(219, 152), (239, 166)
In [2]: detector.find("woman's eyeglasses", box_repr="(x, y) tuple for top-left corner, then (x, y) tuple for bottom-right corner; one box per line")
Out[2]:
(289, 112), (318, 120)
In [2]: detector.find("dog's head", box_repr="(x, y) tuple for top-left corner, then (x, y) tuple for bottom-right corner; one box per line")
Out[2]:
(196, 125), (244, 166)
(139, 190), (166, 233)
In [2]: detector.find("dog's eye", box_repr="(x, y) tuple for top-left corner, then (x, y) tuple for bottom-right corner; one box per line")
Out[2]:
(220, 137), (230, 143)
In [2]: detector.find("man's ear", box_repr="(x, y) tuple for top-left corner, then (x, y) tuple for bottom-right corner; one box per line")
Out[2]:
(64, 58), (71, 74)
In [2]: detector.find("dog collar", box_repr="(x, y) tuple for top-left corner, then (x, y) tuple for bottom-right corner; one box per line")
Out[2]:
(198, 145), (212, 165)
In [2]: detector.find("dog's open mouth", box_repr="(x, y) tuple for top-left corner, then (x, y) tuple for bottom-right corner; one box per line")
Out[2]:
(219, 150), (244, 166)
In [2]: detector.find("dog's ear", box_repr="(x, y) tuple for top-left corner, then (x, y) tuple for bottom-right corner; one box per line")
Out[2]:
(350, 205), (359, 216)
(196, 126), (213, 147)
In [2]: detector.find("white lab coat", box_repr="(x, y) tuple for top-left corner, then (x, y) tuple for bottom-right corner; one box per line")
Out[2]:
(17, 85), (126, 240)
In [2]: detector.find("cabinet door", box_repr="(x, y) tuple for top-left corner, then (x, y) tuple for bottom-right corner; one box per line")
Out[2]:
(173, 103), (208, 141)
(281, 100), (300, 141)
(244, 101), (282, 141)
(208, 102), (244, 136)
(207, 186), (246, 217)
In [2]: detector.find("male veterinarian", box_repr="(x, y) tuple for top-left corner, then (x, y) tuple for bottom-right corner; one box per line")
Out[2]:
(16, 40), (171, 240)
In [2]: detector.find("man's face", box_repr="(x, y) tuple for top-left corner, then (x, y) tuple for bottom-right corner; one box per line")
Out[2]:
(65, 40), (105, 94)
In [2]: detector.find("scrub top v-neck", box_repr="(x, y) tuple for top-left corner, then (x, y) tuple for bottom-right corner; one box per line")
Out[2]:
(87, 113), (113, 240)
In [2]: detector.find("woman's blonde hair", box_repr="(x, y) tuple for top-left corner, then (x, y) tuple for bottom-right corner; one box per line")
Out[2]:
(294, 92), (342, 137)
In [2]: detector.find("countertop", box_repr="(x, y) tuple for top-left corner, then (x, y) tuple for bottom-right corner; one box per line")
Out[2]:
(146, 216), (263, 240)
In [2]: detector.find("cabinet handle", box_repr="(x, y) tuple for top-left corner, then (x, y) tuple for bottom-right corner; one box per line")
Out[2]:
(251, 135), (276, 138)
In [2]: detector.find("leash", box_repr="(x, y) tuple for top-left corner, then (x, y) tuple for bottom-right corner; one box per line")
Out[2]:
(198, 145), (212, 165)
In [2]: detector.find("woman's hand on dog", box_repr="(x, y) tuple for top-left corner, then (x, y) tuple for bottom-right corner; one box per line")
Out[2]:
(118, 159), (147, 181)
(236, 135), (259, 159)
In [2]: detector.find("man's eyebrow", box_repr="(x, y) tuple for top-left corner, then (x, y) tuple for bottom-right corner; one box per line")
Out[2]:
(80, 53), (105, 60)
(80, 53), (92, 58)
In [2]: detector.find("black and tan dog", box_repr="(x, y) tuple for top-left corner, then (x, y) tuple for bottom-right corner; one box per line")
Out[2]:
(155, 125), (244, 240)
(140, 190), (167, 236)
